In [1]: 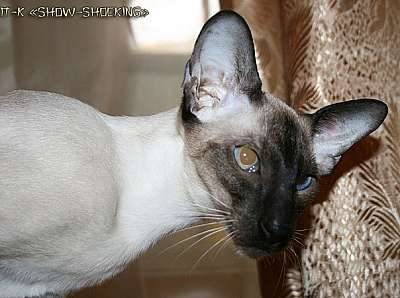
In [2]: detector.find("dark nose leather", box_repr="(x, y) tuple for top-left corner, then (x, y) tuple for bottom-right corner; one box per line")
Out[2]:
(260, 218), (292, 245)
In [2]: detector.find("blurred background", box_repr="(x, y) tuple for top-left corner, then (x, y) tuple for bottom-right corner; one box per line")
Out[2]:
(0, 0), (262, 297)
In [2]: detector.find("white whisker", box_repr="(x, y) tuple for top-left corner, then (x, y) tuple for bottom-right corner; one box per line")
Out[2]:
(194, 216), (229, 221)
(176, 219), (235, 234)
(292, 237), (304, 248)
(175, 225), (231, 262)
(189, 212), (228, 218)
(191, 231), (232, 271)
(287, 246), (296, 264)
(192, 184), (231, 210)
(192, 202), (231, 216)
(294, 231), (304, 238)
(213, 231), (235, 260)
(183, 171), (231, 211)
(158, 226), (227, 256)
(296, 228), (311, 232)
(288, 246), (302, 271)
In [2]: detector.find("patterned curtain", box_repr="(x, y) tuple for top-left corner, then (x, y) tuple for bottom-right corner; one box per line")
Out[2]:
(226, 0), (400, 296)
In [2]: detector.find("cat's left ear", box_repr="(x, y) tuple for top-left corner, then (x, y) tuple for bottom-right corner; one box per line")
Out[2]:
(181, 10), (262, 124)
(309, 99), (388, 175)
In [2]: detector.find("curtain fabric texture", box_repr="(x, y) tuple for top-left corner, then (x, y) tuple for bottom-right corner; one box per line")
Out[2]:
(232, 0), (400, 297)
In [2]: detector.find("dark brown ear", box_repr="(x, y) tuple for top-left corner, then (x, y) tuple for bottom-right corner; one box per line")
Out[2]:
(310, 99), (388, 175)
(181, 10), (262, 124)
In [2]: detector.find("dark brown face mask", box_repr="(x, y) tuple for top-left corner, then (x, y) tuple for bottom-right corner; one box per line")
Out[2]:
(180, 10), (388, 257)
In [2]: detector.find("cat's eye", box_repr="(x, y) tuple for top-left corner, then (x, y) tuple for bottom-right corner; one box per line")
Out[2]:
(233, 145), (259, 173)
(296, 176), (314, 191)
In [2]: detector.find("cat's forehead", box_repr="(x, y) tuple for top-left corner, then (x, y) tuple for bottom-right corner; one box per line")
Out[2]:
(193, 93), (308, 147)
(204, 106), (262, 139)
(260, 97), (307, 143)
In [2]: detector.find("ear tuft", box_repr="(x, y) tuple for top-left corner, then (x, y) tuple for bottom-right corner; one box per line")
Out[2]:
(311, 98), (388, 175)
(181, 10), (262, 124)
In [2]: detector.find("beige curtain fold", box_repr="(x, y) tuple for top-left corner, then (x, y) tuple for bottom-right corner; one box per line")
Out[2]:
(232, 0), (288, 101)
(282, 1), (400, 296)
(229, 0), (400, 297)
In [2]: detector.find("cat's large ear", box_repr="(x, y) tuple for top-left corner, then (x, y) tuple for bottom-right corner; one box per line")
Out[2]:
(181, 10), (262, 124)
(309, 99), (388, 175)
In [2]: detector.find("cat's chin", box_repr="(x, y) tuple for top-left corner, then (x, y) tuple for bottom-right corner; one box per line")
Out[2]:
(235, 241), (290, 259)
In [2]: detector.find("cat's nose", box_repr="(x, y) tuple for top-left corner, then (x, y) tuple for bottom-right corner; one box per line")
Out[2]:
(260, 218), (292, 246)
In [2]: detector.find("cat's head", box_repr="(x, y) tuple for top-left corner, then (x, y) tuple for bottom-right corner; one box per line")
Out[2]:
(180, 11), (388, 258)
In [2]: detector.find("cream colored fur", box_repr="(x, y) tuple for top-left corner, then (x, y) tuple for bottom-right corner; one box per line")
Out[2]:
(0, 90), (209, 298)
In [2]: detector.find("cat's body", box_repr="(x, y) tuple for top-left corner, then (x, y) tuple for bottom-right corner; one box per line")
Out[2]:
(0, 91), (206, 297)
(0, 11), (388, 298)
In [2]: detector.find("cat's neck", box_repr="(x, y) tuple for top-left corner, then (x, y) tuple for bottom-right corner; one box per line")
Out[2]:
(104, 108), (208, 254)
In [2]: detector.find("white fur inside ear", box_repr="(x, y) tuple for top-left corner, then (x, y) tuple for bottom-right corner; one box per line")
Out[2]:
(313, 142), (341, 176)
(194, 91), (252, 123)
(196, 67), (228, 110)
(312, 122), (351, 175)
(311, 99), (387, 175)
(189, 62), (246, 123)
(192, 17), (239, 83)
(182, 11), (263, 124)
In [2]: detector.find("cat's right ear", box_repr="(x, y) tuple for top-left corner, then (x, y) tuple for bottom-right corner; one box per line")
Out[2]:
(309, 99), (388, 175)
(181, 10), (262, 124)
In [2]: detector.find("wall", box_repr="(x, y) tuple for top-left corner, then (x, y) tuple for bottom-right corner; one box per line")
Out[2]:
(0, 0), (15, 95)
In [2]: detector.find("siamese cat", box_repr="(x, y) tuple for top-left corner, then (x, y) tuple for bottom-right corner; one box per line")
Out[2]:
(0, 10), (387, 298)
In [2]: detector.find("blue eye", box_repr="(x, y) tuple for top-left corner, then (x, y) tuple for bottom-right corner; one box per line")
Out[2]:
(296, 176), (314, 191)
